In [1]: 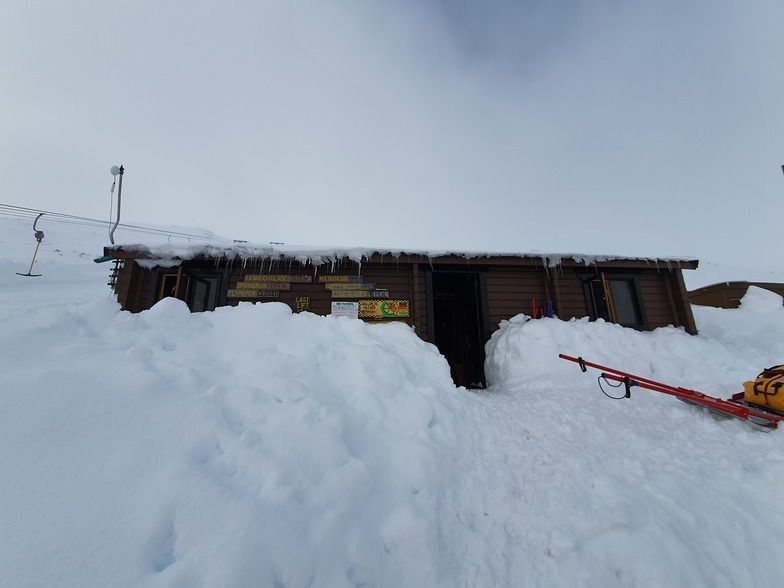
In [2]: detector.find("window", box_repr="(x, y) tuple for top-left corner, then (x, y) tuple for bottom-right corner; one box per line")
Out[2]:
(187, 275), (220, 312)
(154, 268), (223, 312)
(158, 273), (179, 299)
(582, 272), (646, 329)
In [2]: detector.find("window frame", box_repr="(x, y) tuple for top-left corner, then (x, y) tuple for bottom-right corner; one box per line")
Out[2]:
(580, 271), (648, 330)
(150, 265), (227, 312)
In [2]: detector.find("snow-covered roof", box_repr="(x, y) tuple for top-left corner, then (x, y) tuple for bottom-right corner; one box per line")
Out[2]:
(107, 239), (699, 270)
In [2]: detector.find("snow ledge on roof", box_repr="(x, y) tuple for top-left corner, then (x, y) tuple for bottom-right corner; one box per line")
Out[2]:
(108, 240), (698, 270)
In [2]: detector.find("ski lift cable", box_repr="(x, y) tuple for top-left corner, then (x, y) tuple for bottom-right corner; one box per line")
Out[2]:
(0, 211), (108, 230)
(0, 203), (119, 225)
(0, 206), (101, 226)
(0, 203), (219, 241)
(0, 209), (113, 230)
(0, 208), (215, 241)
(0, 204), (119, 229)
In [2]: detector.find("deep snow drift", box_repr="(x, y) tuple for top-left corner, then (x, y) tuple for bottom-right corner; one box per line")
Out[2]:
(2, 217), (784, 587)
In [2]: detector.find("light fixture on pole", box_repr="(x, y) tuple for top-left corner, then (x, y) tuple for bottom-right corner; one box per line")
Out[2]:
(109, 165), (124, 245)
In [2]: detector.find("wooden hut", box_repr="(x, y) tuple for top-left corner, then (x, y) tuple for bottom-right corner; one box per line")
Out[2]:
(104, 243), (698, 387)
(688, 281), (784, 309)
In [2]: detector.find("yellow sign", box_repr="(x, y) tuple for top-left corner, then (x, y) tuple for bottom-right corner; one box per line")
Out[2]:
(318, 275), (364, 283)
(233, 282), (291, 291)
(359, 300), (410, 318)
(295, 296), (311, 312)
(245, 274), (312, 283)
(332, 290), (373, 299)
(325, 283), (375, 290)
(228, 289), (280, 298)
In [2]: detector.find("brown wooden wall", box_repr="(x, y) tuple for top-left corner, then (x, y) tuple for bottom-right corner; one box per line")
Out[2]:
(673, 271), (698, 333)
(544, 267), (697, 334)
(227, 261), (417, 327)
(639, 272), (677, 329)
(689, 282), (747, 309)
(107, 251), (698, 336)
(689, 281), (784, 309)
(485, 267), (549, 330)
(113, 261), (152, 314)
(550, 269), (590, 321)
(412, 265), (428, 339)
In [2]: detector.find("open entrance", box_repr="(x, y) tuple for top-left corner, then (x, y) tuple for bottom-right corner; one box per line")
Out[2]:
(427, 271), (489, 389)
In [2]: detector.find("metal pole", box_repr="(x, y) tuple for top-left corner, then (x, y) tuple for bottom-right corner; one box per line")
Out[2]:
(24, 240), (42, 275)
(16, 213), (45, 277)
(109, 165), (124, 245)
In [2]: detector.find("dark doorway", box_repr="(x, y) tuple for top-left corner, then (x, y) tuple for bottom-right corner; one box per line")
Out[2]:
(427, 271), (489, 388)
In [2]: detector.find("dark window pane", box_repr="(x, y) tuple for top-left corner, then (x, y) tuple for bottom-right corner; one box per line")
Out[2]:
(191, 279), (209, 312)
(189, 276), (220, 312)
(609, 279), (640, 325)
(589, 279), (609, 320)
(158, 274), (178, 299)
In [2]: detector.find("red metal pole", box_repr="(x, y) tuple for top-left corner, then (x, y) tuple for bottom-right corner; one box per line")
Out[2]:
(25, 240), (42, 274)
(560, 354), (784, 428)
(559, 354), (688, 394)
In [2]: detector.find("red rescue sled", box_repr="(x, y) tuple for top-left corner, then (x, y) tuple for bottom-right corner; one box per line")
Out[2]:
(559, 354), (784, 430)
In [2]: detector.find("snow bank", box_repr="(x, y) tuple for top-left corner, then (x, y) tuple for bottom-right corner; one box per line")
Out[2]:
(486, 314), (739, 392)
(739, 285), (784, 312)
(1, 297), (462, 586)
(4, 217), (784, 587)
(475, 310), (784, 587)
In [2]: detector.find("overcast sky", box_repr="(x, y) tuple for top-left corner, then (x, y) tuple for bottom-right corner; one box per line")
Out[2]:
(2, 1), (783, 267)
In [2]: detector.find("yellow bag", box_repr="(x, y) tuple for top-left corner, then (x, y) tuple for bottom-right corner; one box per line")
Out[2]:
(743, 365), (784, 413)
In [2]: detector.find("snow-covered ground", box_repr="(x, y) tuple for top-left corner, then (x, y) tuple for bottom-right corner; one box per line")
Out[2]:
(2, 216), (784, 587)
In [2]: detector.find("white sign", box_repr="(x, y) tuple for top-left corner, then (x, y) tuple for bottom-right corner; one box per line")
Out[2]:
(331, 301), (359, 319)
